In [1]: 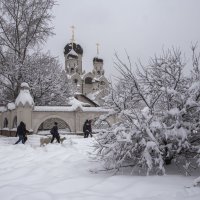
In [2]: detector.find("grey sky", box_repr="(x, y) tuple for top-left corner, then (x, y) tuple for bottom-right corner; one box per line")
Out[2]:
(44, 0), (200, 78)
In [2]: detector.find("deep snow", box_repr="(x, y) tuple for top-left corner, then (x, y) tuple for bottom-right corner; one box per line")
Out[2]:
(0, 134), (199, 200)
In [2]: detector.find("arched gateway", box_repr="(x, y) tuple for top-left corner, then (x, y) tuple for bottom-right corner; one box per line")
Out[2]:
(0, 83), (116, 136)
(38, 117), (71, 133)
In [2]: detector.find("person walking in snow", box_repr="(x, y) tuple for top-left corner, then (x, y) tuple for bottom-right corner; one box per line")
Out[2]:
(50, 122), (60, 143)
(83, 119), (93, 138)
(15, 121), (28, 144)
(87, 120), (93, 137)
(23, 123), (29, 144)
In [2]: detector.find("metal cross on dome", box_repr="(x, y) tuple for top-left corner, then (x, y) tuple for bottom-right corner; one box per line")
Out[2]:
(96, 43), (100, 56)
(70, 25), (75, 47)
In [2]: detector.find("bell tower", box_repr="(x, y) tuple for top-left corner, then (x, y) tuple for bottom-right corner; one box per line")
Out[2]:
(92, 43), (104, 77)
(64, 26), (83, 75)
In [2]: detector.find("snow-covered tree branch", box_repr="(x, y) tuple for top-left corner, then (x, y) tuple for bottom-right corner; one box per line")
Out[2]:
(94, 47), (200, 176)
(0, 0), (74, 105)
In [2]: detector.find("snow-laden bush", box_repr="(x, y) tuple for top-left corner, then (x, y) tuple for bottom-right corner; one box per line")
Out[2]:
(94, 47), (200, 176)
(94, 108), (165, 175)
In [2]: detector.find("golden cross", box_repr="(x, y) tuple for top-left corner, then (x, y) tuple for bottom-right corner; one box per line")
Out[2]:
(70, 25), (75, 45)
(96, 43), (100, 55)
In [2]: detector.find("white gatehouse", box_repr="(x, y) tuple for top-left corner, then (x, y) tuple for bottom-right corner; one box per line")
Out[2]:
(0, 83), (116, 136)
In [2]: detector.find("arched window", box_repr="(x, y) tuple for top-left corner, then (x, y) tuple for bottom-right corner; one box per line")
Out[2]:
(85, 77), (92, 84)
(74, 79), (78, 85)
(13, 116), (17, 128)
(71, 68), (74, 73)
(97, 71), (100, 75)
(3, 118), (8, 128)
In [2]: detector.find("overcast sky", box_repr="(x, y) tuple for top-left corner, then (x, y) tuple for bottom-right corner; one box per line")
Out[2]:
(44, 0), (200, 78)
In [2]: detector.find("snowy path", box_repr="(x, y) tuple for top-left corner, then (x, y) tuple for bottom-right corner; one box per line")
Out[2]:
(0, 135), (199, 200)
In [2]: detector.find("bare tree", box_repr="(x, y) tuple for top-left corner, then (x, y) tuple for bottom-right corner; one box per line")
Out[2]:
(0, 51), (73, 105)
(0, 0), (55, 62)
(0, 0), (56, 103)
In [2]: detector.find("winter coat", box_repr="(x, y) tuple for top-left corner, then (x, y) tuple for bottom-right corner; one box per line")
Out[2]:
(51, 125), (59, 135)
(83, 121), (92, 133)
(16, 123), (26, 136)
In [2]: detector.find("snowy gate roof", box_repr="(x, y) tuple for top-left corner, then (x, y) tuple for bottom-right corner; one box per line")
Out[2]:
(33, 97), (111, 112)
(15, 83), (34, 107)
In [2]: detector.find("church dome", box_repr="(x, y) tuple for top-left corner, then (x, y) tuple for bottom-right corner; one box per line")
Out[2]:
(15, 82), (34, 107)
(64, 43), (83, 56)
(93, 57), (103, 63)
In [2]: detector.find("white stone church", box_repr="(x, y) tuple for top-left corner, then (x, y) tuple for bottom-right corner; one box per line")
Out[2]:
(0, 31), (113, 136)
(64, 35), (109, 106)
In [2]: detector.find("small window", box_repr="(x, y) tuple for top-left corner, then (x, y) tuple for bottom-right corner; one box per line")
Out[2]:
(4, 118), (8, 128)
(74, 79), (78, 84)
(71, 68), (74, 73)
(13, 116), (17, 128)
(85, 77), (92, 84)
(97, 71), (100, 75)
(101, 81), (105, 85)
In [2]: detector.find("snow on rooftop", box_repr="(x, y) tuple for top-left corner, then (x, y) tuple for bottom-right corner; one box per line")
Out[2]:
(33, 97), (111, 112)
(68, 97), (90, 107)
(67, 49), (78, 56)
(82, 107), (112, 112)
(87, 91), (101, 101)
(93, 76), (103, 81)
(34, 106), (75, 112)
(15, 83), (34, 107)
(21, 82), (30, 89)
(7, 102), (16, 110)
(74, 92), (82, 95)
(33, 105), (111, 112)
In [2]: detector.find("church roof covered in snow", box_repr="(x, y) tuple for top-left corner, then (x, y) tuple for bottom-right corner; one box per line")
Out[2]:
(64, 42), (83, 55)
(67, 49), (78, 59)
(93, 57), (103, 63)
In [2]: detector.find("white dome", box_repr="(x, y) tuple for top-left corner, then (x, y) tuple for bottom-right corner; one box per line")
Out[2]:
(21, 82), (30, 89)
(15, 83), (34, 107)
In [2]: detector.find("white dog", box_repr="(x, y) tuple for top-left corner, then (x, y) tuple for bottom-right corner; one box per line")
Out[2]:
(40, 136), (66, 146)
(40, 136), (51, 146)
(60, 137), (66, 144)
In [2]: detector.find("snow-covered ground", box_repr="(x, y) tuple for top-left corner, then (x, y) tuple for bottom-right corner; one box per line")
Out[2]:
(0, 134), (199, 200)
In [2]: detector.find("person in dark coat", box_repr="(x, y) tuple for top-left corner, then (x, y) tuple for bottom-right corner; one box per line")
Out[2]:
(50, 122), (60, 143)
(83, 120), (93, 138)
(15, 121), (28, 144)
(23, 124), (29, 143)
(83, 120), (89, 138)
(87, 120), (93, 137)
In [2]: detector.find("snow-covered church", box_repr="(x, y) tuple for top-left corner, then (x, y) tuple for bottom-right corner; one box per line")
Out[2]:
(0, 28), (113, 135)
(64, 28), (109, 106)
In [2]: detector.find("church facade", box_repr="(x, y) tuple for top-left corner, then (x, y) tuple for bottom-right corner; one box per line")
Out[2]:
(64, 34), (109, 106)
